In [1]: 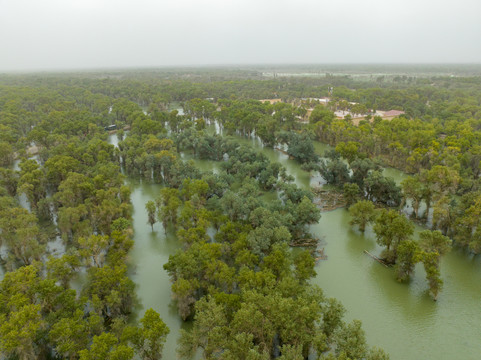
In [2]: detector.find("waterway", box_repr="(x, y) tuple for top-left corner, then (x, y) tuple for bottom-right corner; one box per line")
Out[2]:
(120, 128), (481, 360)
(2, 130), (478, 359)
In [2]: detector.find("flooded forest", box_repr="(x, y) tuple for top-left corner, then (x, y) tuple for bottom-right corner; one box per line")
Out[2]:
(1, 65), (481, 360)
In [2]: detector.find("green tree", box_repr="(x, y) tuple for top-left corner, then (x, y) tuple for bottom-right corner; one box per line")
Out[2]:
(373, 209), (414, 263)
(394, 240), (420, 282)
(145, 200), (156, 231)
(0, 304), (44, 360)
(309, 105), (335, 124)
(419, 230), (452, 256)
(348, 200), (376, 233)
(131, 309), (169, 360)
(334, 320), (368, 360)
(364, 171), (401, 207)
(83, 264), (136, 321)
(78, 332), (134, 360)
(420, 251), (443, 300)
(343, 182), (361, 206)
(50, 309), (103, 359)
(401, 176), (423, 218)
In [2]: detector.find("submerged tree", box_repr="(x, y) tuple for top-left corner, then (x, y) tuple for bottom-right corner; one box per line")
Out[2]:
(373, 209), (414, 263)
(145, 200), (157, 231)
(348, 200), (376, 233)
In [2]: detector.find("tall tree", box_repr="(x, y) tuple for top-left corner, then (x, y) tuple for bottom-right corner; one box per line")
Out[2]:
(145, 200), (156, 231)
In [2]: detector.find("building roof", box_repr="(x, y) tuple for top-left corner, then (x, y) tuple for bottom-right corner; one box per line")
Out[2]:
(383, 110), (405, 117)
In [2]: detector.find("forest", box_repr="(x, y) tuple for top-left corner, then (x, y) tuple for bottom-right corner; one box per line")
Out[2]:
(1, 65), (481, 359)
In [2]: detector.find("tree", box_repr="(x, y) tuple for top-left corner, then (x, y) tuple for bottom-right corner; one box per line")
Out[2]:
(335, 141), (360, 164)
(49, 309), (103, 359)
(349, 200), (376, 233)
(349, 158), (380, 187)
(78, 332), (134, 360)
(156, 188), (181, 233)
(432, 195), (453, 235)
(309, 105), (335, 124)
(46, 254), (82, 288)
(44, 155), (81, 190)
(0, 304), (44, 360)
(177, 296), (228, 359)
(319, 157), (350, 186)
(293, 250), (316, 283)
(334, 320), (368, 360)
(18, 159), (46, 211)
(78, 235), (110, 268)
(343, 183), (361, 207)
(420, 166), (459, 218)
(364, 171), (401, 207)
(82, 264), (136, 321)
(290, 196), (321, 239)
(420, 251), (442, 300)
(373, 209), (414, 263)
(394, 240), (420, 282)
(0, 141), (14, 166)
(282, 132), (319, 164)
(171, 278), (199, 321)
(320, 298), (345, 339)
(131, 309), (169, 360)
(401, 176), (423, 218)
(145, 200), (156, 231)
(0, 168), (18, 196)
(0, 207), (44, 268)
(419, 230), (452, 256)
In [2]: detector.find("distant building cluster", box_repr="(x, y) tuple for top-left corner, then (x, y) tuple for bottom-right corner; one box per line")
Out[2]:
(258, 97), (405, 125)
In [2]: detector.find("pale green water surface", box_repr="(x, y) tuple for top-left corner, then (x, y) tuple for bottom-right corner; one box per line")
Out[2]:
(126, 130), (481, 359)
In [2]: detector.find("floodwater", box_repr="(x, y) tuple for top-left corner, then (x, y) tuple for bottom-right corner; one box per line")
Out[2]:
(2, 130), (479, 360)
(124, 128), (481, 360)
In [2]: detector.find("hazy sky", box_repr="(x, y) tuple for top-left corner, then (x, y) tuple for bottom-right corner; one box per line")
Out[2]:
(1, 0), (480, 71)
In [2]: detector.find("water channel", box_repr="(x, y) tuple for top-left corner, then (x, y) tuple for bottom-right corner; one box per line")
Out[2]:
(119, 128), (481, 360)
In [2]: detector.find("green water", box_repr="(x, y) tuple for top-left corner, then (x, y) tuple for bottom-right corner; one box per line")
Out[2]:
(126, 179), (188, 359)
(102, 133), (481, 359)
(312, 214), (481, 360)
(2, 131), (478, 359)
(4, 119), (477, 358)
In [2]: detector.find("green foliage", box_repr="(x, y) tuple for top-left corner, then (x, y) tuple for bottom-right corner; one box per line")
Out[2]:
(333, 320), (368, 360)
(319, 152), (350, 186)
(50, 309), (103, 358)
(373, 209), (414, 263)
(395, 240), (420, 282)
(401, 176), (423, 218)
(419, 230), (452, 256)
(131, 309), (169, 360)
(281, 131), (320, 164)
(309, 105), (336, 125)
(78, 332), (134, 360)
(0, 304), (44, 360)
(145, 200), (156, 231)
(343, 182), (361, 206)
(83, 264), (136, 321)
(364, 171), (401, 207)
(420, 251), (443, 300)
(349, 200), (376, 233)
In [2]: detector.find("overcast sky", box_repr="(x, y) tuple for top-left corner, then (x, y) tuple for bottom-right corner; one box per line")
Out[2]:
(1, 0), (480, 71)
